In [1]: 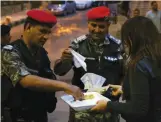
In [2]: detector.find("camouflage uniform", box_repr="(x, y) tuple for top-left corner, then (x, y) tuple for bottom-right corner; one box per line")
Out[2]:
(69, 108), (115, 122)
(1, 45), (31, 122)
(1, 40), (57, 122)
(1, 45), (30, 86)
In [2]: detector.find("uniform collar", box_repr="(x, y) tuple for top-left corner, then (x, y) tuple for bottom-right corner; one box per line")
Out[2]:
(104, 34), (110, 45)
(20, 39), (39, 56)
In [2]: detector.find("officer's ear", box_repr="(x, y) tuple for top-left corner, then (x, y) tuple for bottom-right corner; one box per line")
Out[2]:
(24, 23), (31, 31)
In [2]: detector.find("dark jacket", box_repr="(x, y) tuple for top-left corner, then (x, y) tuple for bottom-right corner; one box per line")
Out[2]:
(13, 39), (57, 112)
(107, 57), (161, 122)
(54, 34), (124, 89)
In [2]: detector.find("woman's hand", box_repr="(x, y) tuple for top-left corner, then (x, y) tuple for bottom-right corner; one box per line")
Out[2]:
(91, 100), (108, 112)
(109, 84), (121, 89)
(108, 84), (123, 96)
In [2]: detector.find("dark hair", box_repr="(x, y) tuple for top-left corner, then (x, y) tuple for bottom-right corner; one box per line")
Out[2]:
(134, 8), (140, 13)
(24, 17), (55, 30)
(121, 16), (161, 67)
(151, 1), (157, 6)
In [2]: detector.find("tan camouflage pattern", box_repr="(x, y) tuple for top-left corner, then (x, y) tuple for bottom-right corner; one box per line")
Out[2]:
(68, 108), (115, 122)
(1, 48), (30, 86)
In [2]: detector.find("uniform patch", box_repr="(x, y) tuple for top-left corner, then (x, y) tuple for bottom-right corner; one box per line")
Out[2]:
(86, 57), (95, 60)
(104, 56), (118, 61)
(104, 54), (123, 61)
(3, 45), (13, 50)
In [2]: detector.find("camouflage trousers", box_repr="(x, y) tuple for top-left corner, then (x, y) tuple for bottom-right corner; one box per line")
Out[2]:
(68, 108), (119, 122)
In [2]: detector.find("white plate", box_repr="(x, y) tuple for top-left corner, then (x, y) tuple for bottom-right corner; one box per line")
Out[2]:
(61, 92), (111, 111)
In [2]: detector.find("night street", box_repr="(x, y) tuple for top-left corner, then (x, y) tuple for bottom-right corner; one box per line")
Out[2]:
(1, 1), (161, 121)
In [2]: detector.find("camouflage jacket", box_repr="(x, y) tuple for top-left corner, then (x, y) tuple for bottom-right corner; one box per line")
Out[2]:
(1, 45), (30, 87)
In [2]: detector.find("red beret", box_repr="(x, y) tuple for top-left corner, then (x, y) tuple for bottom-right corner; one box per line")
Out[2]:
(87, 6), (110, 21)
(27, 9), (57, 24)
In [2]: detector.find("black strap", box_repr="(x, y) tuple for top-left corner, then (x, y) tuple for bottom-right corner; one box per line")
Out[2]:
(137, 58), (156, 78)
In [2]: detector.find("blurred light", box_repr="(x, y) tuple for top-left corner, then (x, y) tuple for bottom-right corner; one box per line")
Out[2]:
(53, 24), (81, 37)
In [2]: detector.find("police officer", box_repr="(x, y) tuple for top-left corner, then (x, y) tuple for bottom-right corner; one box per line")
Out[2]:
(1, 9), (83, 122)
(1, 24), (11, 47)
(54, 6), (123, 122)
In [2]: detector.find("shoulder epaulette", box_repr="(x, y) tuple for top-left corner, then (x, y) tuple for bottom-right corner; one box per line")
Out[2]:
(70, 35), (87, 49)
(72, 35), (87, 44)
(2, 45), (13, 51)
(109, 35), (121, 45)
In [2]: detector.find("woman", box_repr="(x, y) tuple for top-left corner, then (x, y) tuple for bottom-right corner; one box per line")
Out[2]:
(91, 16), (161, 122)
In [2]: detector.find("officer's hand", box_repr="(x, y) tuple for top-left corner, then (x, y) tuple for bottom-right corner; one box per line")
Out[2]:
(64, 85), (84, 100)
(108, 84), (123, 96)
(61, 48), (73, 60)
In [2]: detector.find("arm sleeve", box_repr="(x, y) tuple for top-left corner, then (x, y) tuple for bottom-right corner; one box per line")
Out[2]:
(1, 49), (31, 87)
(107, 67), (150, 116)
(54, 40), (79, 76)
(54, 58), (73, 76)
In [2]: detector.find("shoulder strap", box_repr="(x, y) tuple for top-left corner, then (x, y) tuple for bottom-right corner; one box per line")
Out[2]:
(136, 58), (156, 78)
(70, 35), (87, 50)
(129, 58), (154, 86)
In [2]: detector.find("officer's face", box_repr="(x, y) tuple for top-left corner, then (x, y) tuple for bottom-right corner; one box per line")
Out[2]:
(26, 25), (51, 47)
(88, 21), (110, 41)
(152, 2), (158, 11)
